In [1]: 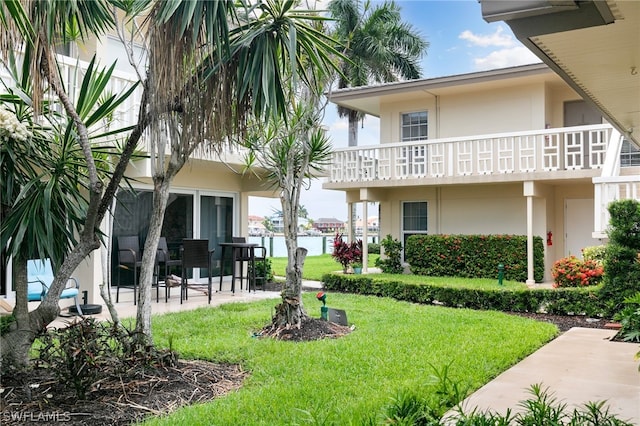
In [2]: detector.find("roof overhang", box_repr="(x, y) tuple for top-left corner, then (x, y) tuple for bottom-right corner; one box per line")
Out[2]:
(481, 0), (640, 144)
(327, 63), (558, 117)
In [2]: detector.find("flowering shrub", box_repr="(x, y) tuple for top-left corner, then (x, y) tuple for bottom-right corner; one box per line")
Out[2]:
(0, 105), (30, 142)
(551, 256), (604, 288)
(331, 234), (362, 272)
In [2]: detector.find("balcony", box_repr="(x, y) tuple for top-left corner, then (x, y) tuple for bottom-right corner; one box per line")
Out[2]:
(327, 124), (614, 187)
(5, 55), (246, 166)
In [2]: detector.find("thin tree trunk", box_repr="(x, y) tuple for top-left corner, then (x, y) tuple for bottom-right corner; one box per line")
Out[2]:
(135, 176), (171, 341)
(99, 210), (119, 326)
(0, 257), (34, 367)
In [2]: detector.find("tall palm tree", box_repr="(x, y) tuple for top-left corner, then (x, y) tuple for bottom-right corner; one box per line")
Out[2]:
(328, 0), (428, 146)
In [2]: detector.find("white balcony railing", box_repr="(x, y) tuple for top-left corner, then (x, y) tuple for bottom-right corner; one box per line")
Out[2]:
(593, 175), (640, 237)
(329, 124), (614, 183)
(57, 56), (247, 164)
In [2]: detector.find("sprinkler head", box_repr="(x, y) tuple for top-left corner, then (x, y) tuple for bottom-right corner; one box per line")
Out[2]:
(316, 291), (327, 306)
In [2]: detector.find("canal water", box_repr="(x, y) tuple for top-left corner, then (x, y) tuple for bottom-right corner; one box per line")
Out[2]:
(248, 235), (377, 257)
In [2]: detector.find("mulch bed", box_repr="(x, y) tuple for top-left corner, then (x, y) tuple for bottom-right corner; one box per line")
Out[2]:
(506, 312), (616, 333)
(0, 360), (246, 426)
(0, 314), (617, 425)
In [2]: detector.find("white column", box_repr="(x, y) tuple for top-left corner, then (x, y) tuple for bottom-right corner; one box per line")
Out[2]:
(347, 202), (354, 242)
(526, 195), (535, 285)
(362, 201), (369, 273)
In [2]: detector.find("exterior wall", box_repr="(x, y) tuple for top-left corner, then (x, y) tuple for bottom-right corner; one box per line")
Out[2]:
(376, 182), (566, 282)
(377, 81), (569, 143)
(438, 184), (526, 234)
(379, 97), (436, 143)
(438, 83), (546, 137)
(377, 78), (583, 144)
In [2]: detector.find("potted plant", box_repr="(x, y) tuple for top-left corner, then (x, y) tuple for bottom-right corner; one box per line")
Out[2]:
(351, 261), (363, 274)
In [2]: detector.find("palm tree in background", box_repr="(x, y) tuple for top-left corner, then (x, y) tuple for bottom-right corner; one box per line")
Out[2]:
(328, 0), (428, 146)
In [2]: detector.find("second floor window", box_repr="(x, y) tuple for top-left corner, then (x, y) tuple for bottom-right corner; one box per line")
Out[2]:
(401, 111), (428, 142)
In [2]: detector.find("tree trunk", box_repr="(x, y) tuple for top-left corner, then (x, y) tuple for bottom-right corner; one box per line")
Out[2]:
(99, 212), (119, 326)
(347, 109), (359, 147)
(1, 257), (34, 368)
(271, 182), (308, 329)
(134, 176), (171, 342)
(273, 247), (308, 328)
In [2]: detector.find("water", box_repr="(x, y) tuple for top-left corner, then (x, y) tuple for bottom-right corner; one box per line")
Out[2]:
(248, 235), (377, 258)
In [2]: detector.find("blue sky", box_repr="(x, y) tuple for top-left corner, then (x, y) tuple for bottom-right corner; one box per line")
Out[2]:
(249, 0), (540, 220)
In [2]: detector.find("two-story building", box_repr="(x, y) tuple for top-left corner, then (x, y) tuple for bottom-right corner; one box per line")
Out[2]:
(325, 61), (639, 283)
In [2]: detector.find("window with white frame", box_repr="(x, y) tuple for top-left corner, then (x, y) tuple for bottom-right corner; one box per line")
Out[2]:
(401, 111), (428, 142)
(402, 201), (428, 250)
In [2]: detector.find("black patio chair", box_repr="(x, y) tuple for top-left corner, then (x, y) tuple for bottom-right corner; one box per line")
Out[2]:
(180, 239), (215, 304)
(156, 237), (182, 302)
(116, 236), (143, 304)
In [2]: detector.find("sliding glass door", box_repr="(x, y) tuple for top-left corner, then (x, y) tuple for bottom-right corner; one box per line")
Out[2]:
(112, 189), (238, 286)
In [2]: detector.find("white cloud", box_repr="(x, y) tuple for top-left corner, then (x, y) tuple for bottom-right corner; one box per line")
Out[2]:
(473, 46), (541, 71)
(459, 26), (514, 48)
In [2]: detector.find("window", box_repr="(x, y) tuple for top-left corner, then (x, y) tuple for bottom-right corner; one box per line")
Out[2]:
(621, 140), (640, 167)
(402, 201), (428, 249)
(401, 111), (428, 142)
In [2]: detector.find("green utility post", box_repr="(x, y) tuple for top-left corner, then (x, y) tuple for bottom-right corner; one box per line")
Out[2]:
(498, 263), (504, 286)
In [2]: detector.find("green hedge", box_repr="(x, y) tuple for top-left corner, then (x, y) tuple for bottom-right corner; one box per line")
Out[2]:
(405, 234), (544, 283)
(322, 274), (605, 317)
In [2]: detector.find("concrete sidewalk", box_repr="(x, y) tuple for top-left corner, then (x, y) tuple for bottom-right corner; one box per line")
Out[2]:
(454, 328), (640, 424)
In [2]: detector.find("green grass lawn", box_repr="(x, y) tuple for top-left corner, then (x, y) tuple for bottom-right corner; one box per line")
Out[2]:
(270, 253), (379, 281)
(147, 293), (557, 425)
(270, 254), (525, 289)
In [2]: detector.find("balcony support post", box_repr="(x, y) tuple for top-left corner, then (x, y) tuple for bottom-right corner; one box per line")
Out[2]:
(347, 201), (355, 242)
(361, 201), (369, 273)
(523, 181), (538, 286)
(526, 194), (535, 285)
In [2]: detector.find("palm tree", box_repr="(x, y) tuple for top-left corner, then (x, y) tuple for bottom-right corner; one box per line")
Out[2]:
(0, 0), (139, 366)
(242, 81), (333, 330)
(130, 0), (342, 340)
(328, 0), (428, 146)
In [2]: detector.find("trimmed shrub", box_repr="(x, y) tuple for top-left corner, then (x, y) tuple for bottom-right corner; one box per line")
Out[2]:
(551, 256), (604, 288)
(368, 243), (380, 254)
(600, 199), (640, 316)
(405, 234), (544, 282)
(322, 273), (605, 316)
(375, 234), (403, 274)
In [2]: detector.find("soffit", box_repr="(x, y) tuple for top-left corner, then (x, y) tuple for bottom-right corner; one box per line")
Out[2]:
(328, 64), (565, 117)
(518, 0), (640, 143)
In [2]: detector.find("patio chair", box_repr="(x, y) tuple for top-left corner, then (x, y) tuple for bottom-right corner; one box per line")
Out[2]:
(180, 239), (215, 304)
(231, 237), (267, 292)
(156, 237), (182, 302)
(116, 235), (143, 304)
(27, 258), (83, 315)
